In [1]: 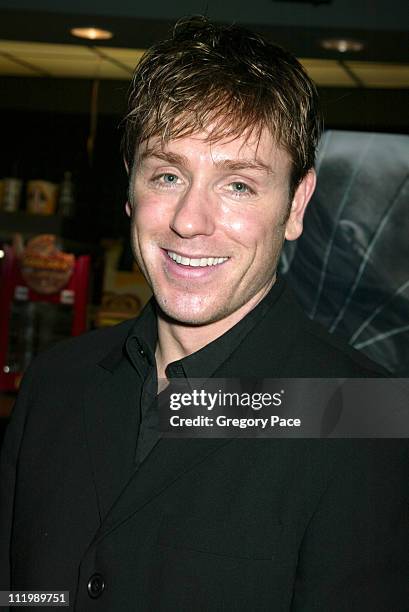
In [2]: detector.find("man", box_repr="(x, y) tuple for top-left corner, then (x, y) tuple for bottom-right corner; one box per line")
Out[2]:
(1, 16), (408, 611)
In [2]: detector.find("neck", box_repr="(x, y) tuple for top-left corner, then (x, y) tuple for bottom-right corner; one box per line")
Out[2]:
(155, 277), (275, 379)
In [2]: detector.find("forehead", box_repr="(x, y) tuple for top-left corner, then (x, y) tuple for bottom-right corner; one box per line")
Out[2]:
(137, 126), (291, 173)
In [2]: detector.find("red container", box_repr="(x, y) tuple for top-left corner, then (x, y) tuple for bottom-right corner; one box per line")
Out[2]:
(0, 245), (90, 391)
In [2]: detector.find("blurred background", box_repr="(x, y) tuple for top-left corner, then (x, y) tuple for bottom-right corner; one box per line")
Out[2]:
(0, 1), (408, 428)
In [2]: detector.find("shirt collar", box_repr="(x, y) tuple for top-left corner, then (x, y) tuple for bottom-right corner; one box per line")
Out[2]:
(125, 299), (157, 376)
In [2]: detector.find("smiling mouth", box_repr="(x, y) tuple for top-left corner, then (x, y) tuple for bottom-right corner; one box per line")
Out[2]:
(166, 250), (229, 268)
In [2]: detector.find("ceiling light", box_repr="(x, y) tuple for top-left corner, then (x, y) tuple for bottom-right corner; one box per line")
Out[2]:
(321, 38), (364, 53)
(70, 27), (114, 41)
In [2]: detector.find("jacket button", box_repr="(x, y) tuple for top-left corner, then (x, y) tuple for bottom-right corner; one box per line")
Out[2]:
(87, 574), (105, 598)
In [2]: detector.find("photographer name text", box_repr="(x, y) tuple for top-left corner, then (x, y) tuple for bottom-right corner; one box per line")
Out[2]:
(169, 415), (301, 429)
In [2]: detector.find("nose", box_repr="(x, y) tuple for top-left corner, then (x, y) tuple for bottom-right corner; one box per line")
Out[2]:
(170, 184), (216, 238)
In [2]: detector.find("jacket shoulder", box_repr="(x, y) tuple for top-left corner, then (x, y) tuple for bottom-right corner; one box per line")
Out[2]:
(301, 316), (386, 375)
(30, 318), (135, 376)
(283, 287), (387, 376)
(245, 283), (388, 378)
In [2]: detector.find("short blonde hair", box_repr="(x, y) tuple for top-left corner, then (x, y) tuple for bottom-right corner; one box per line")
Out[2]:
(122, 16), (322, 197)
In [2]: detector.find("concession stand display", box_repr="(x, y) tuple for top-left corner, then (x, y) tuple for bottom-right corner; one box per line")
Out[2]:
(0, 235), (90, 391)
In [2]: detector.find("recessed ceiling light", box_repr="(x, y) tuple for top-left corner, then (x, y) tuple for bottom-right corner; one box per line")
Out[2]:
(70, 27), (114, 41)
(321, 38), (364, 53)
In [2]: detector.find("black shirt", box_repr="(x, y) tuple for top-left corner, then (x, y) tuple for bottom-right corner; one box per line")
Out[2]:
(124, 276), (286, 466)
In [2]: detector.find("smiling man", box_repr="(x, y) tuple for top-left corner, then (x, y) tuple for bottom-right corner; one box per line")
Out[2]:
(127, 129), (315, 377)
(1, 16), (408, 612)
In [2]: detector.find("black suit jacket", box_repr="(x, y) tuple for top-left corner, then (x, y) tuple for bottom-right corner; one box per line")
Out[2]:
(1, 283), (408, 611)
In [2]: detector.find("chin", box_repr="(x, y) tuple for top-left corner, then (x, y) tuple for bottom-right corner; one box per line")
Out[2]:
(156, 293), (230, 326)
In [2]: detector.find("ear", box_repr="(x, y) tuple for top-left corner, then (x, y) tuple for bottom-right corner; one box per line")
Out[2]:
(124, 156), (132, 217)
(284, 169), (316, 241)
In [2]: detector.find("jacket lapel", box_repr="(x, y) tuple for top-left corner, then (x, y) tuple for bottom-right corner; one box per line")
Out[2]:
(91, 436), (232, 544)
(82, 349), (140, 521)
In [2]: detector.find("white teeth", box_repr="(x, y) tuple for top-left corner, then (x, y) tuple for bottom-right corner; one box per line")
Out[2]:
(167, 251), (228, 267)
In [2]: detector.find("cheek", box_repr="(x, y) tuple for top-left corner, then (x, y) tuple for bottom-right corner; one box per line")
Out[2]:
(132, 194), (171, 235)
(220, 208), (279, 251)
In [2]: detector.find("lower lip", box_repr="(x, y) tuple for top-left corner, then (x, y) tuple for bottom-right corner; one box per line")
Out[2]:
(161, 249), (228, 279)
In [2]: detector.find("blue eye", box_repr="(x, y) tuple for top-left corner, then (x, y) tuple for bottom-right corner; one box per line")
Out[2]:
(151, 173), (181, 190)
(232, 182), (248, 192)
(163, 173), (178, 183)
(228, 181), (255, 197)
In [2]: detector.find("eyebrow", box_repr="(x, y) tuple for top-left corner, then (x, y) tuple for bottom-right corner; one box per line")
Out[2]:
(139, 148), (274, 176)
(139, 149), (188, 167)
(216, 159), (274, 176)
